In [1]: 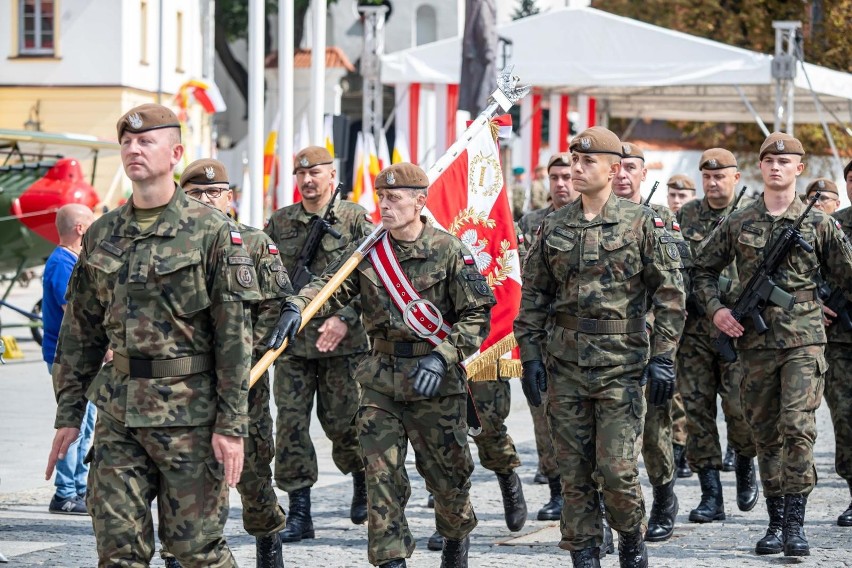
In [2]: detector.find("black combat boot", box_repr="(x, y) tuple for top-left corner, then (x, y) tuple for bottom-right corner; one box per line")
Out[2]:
(163, 557), (182, 568)
(570, 547), (601, 568)
(782, 494), (810, 556)
(440, 536), (469, 568)
(426, 492), (435, 509)
(379, 559), (407, 567)
(688, 469), (725, 523)
(256, 532), (284, 568)
(350, 470), (368, 525)
(496, 471), (527, 532)
(279, 488), (314, 543)
(838, 481), (852, 527)
(722, 445), (737, 472)
(537, 476), (563, 521)
(755, 496), (784, 555)
(673, 443), (692, 478)
(534, 468), (549, 484)
(645, 478), (678, 542)
(734, 454), (759, 512)
(600, 492), (614, 556)
(617, 528), (647, 568)
(427, 530), (444, 551)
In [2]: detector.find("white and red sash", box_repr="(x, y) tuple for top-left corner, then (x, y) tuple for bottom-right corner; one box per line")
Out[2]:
(367, 233), (451, 346)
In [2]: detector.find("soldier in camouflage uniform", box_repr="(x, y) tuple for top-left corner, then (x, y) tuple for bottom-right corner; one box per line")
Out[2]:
(676, 149), (759, 528)
(263, 146), (372, 541)
(269, 162), (495, 568)
(517, 153), (580, 524)
(822, 163), (852, 527)
(665, 174), (698, 215)
(516, 127), (686, 568)
(693, 132), (852, 556)
(613, 142), (691, 542)
(45, 104), (260, 567)
(157, 159), (293, 568)
(805, 177), (841, 216)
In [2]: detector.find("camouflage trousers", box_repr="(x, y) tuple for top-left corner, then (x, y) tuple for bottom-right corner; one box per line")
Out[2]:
(671, 392), (688, 447)
(641, 387), (674, 486)
(545, 356), (647, 551)
(825, 343), (852, 482)
(273, 353), (364, 492)
(678, 332), (755, 470)
(89, 411), (235, 568)
(528, 388), (559, 477)
(740, 346), (825, 497)
(469, 379), (521, 474)
(355, 387), (477, 565)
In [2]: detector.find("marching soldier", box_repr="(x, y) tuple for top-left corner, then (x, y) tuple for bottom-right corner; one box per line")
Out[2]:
(693, 133), (852, 556)
(159, 159), (293, 568)
(676, 148), (759, 527)
(46, 104), (260, 566)
(269, 162), (495, 568)
(615, 142), (691, 542)
(263, 146), (372, 541)
(516, 127), (686, 568)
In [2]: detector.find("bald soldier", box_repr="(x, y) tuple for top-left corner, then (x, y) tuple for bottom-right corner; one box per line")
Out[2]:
(666, 174), (697, 214)
(693, 133), (852, 556)
(263, 146), (373, 541)
(676, 148), (758, 527)
(46, 104), (260, 566)
(269, 162), (495, 568)
(516, 127), (686, 568)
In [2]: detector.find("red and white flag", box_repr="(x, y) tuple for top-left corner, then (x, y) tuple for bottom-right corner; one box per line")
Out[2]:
(425, 115), (521, 376)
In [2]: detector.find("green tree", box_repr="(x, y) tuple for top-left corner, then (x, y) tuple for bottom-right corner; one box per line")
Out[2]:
(512, 0), (540, 20)
(591, 0), (852, 155)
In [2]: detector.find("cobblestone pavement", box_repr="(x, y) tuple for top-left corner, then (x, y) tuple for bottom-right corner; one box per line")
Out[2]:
(2, 284), (851, 567)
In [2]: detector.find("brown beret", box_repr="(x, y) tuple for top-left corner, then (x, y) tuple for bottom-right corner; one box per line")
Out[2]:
(621, 142), (644, 161)
(759, 131), (805, 160)
(699, 148), (738, 170)
(547, 153), (571, 170)
(375, 162), (429, 190)
(117, 103), (181, 140)
(293, 146), (333, 173)
(667, 174), (696, 191)
(805, 177), (838, 196)
(180, 159), (229, 188)
(569, 127), (622, 157)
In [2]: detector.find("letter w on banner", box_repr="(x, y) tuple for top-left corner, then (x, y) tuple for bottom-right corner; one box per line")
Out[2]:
(425, 115), (521, 379)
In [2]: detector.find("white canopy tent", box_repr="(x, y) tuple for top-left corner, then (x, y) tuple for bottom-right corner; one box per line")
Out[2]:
(381, 7), (852, 127)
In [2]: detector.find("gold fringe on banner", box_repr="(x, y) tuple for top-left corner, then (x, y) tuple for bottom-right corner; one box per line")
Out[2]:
(465, 333), (518, 381)
(499, 358), (522, 379)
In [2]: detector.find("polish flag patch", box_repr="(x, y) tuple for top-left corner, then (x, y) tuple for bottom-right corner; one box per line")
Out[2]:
(836, 220), (843, 231)
(653, 217), (665, 228)
(671, 221), (681, 232)
(463, 254), (476, 265)
(230, 230), (243, 245)
(268, 243), (279, 255)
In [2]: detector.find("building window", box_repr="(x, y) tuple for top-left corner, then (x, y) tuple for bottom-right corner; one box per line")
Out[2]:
(140, 1), (149, 64)
(415, 5), (437, 46)
(175, 11), (184, 72)
(19, 0), (55, 56)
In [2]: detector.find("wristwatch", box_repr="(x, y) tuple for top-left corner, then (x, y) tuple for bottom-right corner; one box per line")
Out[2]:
(337, 314), (349, 325)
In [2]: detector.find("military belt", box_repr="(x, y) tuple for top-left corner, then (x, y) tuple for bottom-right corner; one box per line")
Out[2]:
(371, 338), (432, 358)
(555, 314), (647, 334)
(113, 352), (214, 378)
(793, 289), (817, 303)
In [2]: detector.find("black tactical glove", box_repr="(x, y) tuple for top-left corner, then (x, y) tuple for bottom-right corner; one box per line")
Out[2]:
(409, 352), (448, 398)
(521, 360), (548, 407)
(267, 303), (302, 349)
(645, 356), (676, 406)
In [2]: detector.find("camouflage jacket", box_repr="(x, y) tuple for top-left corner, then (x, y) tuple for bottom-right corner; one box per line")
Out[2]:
(693, 195), (852, 350)
(264, 200), (372, 358)
(827, 207), (852, 345)
(515, 192), (686, 367)
(518, 205), (554, 250)
(53, 188), (260, 437)
(290, 221), (496, 401)
(677, 196), (753, 336)
(240, 223), (294, 359)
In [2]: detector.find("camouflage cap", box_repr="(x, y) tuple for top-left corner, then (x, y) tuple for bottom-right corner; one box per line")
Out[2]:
(293, 146), (334, 173)
(621, 142), (645, 161)
(699, 148), (738, 170)
(569, 127), (622, 157)
(667, 174), (696, 191)
(180, 158), (229, 187)
(805, 177), (838, 196)
(547, 153), (571, 170)
(116, 103), (181, 140)
(759, 131), (805, 160)
(375, 162), (429, 190)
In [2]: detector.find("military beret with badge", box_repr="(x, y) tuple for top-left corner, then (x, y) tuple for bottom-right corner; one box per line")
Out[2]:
(759, 131), (805, 160)
(375, 162), (430, 190)
(117, 103), (181, 140)
(699, 148), (738, 171)
(666, 174), (696, 191)
(621, 142), (645, 161)
(180, 158), (229, 187)
(805, 177), (838, 197)
(569, 126), (623, 157)
(293, 146), (334, 174)
(547, 153), (571, 170)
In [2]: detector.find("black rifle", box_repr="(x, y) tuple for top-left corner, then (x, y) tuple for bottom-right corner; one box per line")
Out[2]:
(714, 193), (820, 362)
(643, 181), (659, 206)
(731, 185), (748, 211)
(817, 279), (852, 332)
(290, 183), (343, 290)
